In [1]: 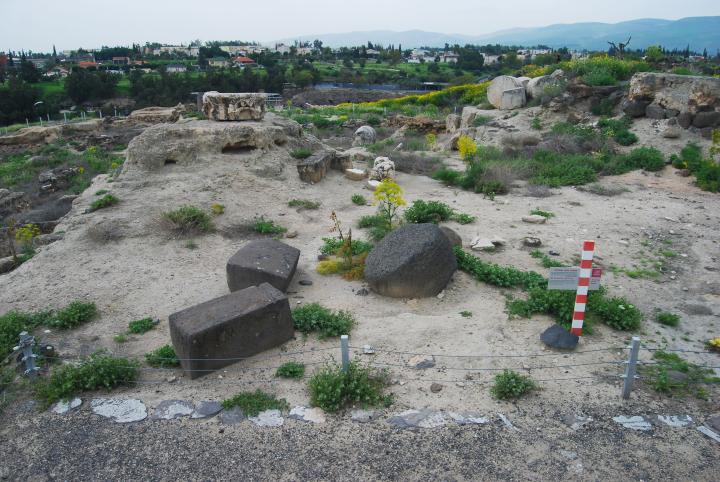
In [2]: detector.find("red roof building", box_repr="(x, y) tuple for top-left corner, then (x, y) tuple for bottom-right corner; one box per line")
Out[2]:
(234, 56), (256, 65)
(78, 61), (98, 68)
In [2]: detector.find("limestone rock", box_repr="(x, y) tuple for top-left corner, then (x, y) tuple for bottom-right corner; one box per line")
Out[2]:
(169, 283), (294, 379)
(202, 92), (266, 121)
(645, 103), (666, 119)
(522, 215), (547, 224)
(526, 75), (565, 99)
(351, 409), (380, 423)
(487, 76), (525, 110)
(125, 115), (299, 171)
(516, 76), (531, 87)
(0, 126), (61, 146)
(338, 146), (373, 164)
(364, 224), (457, 298)
(226, 239), (300, 293)
(249, 409), (284, 427)
(448, 412), (489, 425)
(91, 398), (147, 423)
(626, 72), (720, 116)
(0, 188), (30, 218)
(128, 104), (184, 124)
(369, 157), (396, 181)
(288, 406), (326, 424)
(366, 180), (381, 191)
(345, 168), (366, 181)
(0, 256), (16, 275)
(51, 397), (82, 414)
(446, 113), (461, 133)
(388, 409), (448, 429)
(460, 107), (487, 129)
(662, 124), (683, 139)
(191, 401), (223, 419)
(523, 237), (542, 248)
(352, 125), (377, 146)
(297, 150), (352, 183)
(151, 400), (194, 420)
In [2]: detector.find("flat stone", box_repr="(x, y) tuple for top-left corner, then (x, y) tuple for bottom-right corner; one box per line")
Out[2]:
(470, 238), (496, 251)
(540, 324), (579, 350)
(387, 409), (447, 429)
(613, 415), (652, 431)
(91, 399), (147, 423)
(408, 355), (435, 369)
(169, 282), (294, 379)
(448, 411), (489, 425)
(51, 397), (82, 414)
(698, 426), (720, 443)
(152, 400), (194, 420)
(522, 215), (547, 224)
(220, 407), (245, 425)
(366, 180), (381, 191)
(363, 345), (375, 354)
(351, 409), (380, 423)
(705, 415), (720, 433)
(656, 415), (693, 428)
(288, 406), (326, 424)
(562, 414), (594, 431)
(226, 239), (300, 293)
(345, 168), (367, 181)
(191, 401), (223, 419)
(249, 409), (284, 427)
(430, 383), (443, 393)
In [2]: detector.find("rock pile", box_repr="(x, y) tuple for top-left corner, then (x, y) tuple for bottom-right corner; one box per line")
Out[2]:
(202, 92), (267, 121)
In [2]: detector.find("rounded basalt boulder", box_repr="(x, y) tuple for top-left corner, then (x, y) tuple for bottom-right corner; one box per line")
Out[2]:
(364, 224), (457, 298)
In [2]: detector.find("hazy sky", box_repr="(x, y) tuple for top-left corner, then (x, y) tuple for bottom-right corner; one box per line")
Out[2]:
(3, 0), (718, 52)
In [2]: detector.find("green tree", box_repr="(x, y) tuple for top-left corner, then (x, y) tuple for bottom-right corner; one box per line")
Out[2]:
(645, 45), (664, 63)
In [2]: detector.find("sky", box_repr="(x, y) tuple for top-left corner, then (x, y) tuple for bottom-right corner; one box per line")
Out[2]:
(3, 0), (719, 52)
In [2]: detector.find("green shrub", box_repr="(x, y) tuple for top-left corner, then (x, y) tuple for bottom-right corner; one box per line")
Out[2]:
(432, 167), (464, 186)
(34, 352), (139, 407)
(163, 205), (213, 235)
(127, 317), (155, 334)
(320, 237), (373, 256)
(94, 189), (109, 196)
(455, 247), (546, 290)
(452, 213), (476, 225)
(222, 389), (289, 416)
(639, 350), (719, 399)
(88, 194), (119, 212)
(351, 194), (367, 206)
(358, 214), (392, 241)
(145, 345), (180, 368)
(308, 361), (392, 412)
(614, 130), (639, 146)
(113, 334), (128, 343)
(591, 98), (616, 117)
(50, 302), (97, 329)
(0, 311), (44, 358)
(275, 361), (305, 379)
(696, 159), (720, 193)
(252, 217), (287, 235)
(531, 117), (543, 130)
(656, 312), (681, 327)
(623, 147), (665, 171)
(583, 67), (616, 86)
(591, 296), (642, 331)
(530, 209), (554, 219)
(404, 200), (454, 224)
(292, 303), (354, 338)
(491, 370), (537, 400)
(290, 148), (312, 159)
(530, 249), (564, 268)
(673, 143), (704, 171)
(288, 199), (320, 210)
(474, 115), (492, 126)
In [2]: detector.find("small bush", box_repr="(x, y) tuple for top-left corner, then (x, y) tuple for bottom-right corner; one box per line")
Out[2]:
(458, 135), (478, 161)
(113, 334), (128, 344)
(276, 361), (305, 379)
(530, 208), (554, 219)
(145, 345), (180, 368)
(34, 352), (139, 408)
(94, 189), (109, 196)
(452, 213), (476, 225)
(88, 194), (119, 213)
(308, 361), (392, 412)
(531, 117), (543, 130)
(455, 247), (546, 290)
(491, 370), (537, 400)
(163, 205), (213, 235)
(290, 148), (312, 159)
(252, 217), (287, 235)
(358, 214), (392, 241)
(49, 301), (98, 330)
(404, 200), (454, 224)
(614, 130), (639, 146)
(460, 311), (473, 318)
(320, 237), (373, 256)
(222, 389), (289, 416)
(639, 350), (719, 399)
(288, 199), (320, 210)
(211, 203), (225, 215)
(592, 296), (643, 331)
(292, 303), (354, 338)
(127, 317), (155, 334)
(351, 194), (367, 206)
(656, 312), (681, 327)
(623, 147), (665, 172)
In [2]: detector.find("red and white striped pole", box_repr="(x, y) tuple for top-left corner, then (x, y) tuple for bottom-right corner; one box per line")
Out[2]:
(571, 240), (596, 337)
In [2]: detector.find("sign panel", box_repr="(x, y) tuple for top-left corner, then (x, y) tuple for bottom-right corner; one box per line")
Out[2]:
(548, 267), (602, 291)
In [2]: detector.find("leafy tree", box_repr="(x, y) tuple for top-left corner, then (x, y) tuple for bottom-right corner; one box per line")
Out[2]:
(645, 45), (664, 63)
(0, 77), (40, 125)
(19, 60), (42, 83)
(65, 68), (120, 103)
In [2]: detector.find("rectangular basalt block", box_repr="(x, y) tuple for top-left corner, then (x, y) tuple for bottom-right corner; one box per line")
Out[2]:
(169, 283), (294, 379)
(227, 239), (300, 293)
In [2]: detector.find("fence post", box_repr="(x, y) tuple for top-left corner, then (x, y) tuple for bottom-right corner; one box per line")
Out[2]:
(340, 335), (349, 373)
(16, 332), (39, 378)
(622, 336), (640, 399)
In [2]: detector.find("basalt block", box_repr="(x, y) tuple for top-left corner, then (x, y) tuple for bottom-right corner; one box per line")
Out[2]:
(226, 239), (300, 293)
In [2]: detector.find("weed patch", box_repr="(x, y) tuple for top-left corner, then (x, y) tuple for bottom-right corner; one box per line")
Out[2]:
(275, 362), (305, 379)
(292, 303), (354, 338)
(288, 199), (320, 210)
(162, 205), (213, 236)
(145, 345), (180, 368)
(88, 194), (119, 213)
(252, 217), (287, 235)
(222, 389), (289, 416)
(491, 370), (537, 400)
(639, 350), (719, 399)
(127, 317), (156, 334)
(308, 361), (392, 412)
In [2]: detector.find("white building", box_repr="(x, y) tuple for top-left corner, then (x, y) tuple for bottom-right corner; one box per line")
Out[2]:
(481, 53), (500, 65)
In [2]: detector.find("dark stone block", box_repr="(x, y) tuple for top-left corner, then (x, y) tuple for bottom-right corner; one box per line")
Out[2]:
(297, 151), (333, 183)
(227, 239), (300, 293)
(622, 99), (650, 118)
(645, 103), (666, 119)
(440, 226), (462, 248)
(677, 112), (694, 129)
(692, 111), (720, 128)
(364, 224), (457, 298)
(169, 283), (294, 379)
(540, 324), (579, 350)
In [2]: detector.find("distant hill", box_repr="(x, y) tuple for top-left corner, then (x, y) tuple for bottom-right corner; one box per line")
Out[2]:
(274, 17), (720, 52)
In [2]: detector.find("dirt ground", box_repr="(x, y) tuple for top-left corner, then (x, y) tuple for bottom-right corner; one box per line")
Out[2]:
(1, 110), (719, 478)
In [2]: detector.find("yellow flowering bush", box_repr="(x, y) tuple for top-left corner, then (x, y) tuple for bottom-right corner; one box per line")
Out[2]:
(707, 337), (720, 352)
(457, 135), (477, 162)
(425, 133), (437, 148)
(373, 178), (406, 229)
(14, 224), (41, 247)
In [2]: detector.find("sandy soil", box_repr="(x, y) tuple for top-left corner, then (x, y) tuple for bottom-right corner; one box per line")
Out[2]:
(0, 113), (718, 418)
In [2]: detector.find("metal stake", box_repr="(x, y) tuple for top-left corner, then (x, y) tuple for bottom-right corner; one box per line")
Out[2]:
(341, 335), (349, 373)
(622, 336), (640, 399)
(16, 332), (39, 378)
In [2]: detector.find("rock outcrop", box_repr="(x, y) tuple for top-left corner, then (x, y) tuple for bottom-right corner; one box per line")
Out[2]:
(128, 104), (185, 124)
(487, 76), (526, 110)
(624, 73), (720, 125)
(0, 120), (103, 146)
(369, 157), (396, 181)
(352, 126), (377, 146)
(296, 150), (352, 183)
(202, 92), (266, 121)
(364, 224), (457, 298)
(124, 114), (301, 171)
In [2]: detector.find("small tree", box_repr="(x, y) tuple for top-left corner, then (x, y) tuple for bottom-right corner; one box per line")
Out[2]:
(373, 178), (406, 230)
(645, 45), (664, 63)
